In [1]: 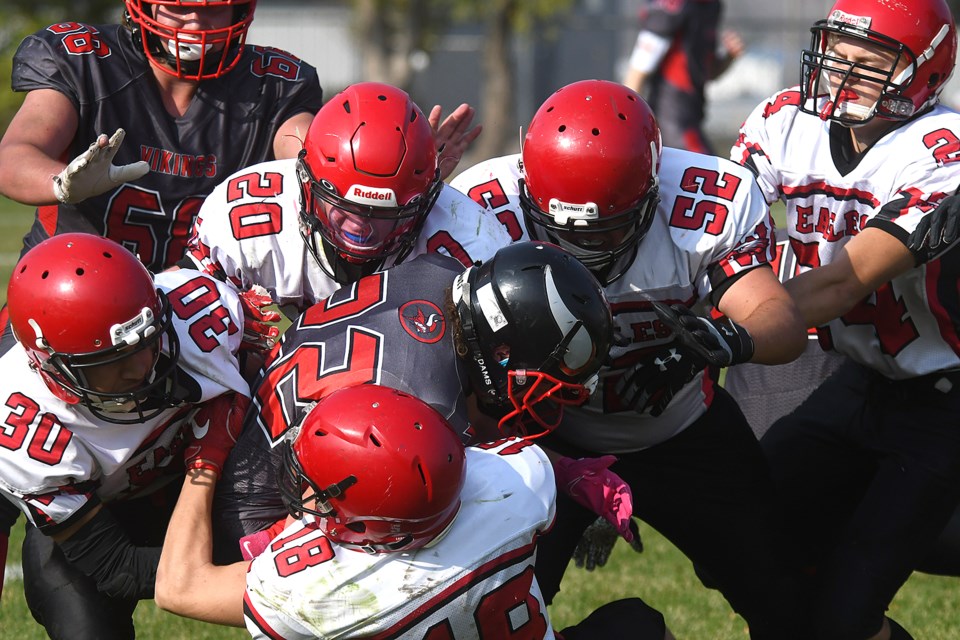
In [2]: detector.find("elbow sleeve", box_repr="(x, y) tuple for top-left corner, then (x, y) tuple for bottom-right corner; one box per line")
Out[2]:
(57, 507), (161, 601)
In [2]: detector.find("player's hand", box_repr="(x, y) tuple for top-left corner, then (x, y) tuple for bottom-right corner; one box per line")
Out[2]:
(652, 301), (754, 368)
(572, 516), (643, 571)
(183, 392), (251, 478)
(553, 455), (635, 541)
(239, 285), (282, 352)
(613, 345), (700, 415)
(52, 129), (149, 203)
(908, 193), (960, 263)
(429, 103), (482, 182)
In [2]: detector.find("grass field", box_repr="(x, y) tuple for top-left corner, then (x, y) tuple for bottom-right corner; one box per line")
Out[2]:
(0, 197), (958, 638)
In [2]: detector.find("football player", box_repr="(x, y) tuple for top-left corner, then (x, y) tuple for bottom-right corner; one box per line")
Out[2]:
(725, 0), (960, 638)
(0, 234), (250, 638)
(0, 0), (323, 274)
(180, 81), (511, 319)
(0, 2), (475, 275)
(450, 79), (808, 639)
(211, 242), (637, 570)
(157, 384), (670, 639)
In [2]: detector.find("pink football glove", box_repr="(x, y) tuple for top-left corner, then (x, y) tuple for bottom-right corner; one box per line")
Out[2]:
(239, 518), (288, 560)
(183, 392), (250, 478)
(239, 285), (282, 352)
(553, 455), (635, 542)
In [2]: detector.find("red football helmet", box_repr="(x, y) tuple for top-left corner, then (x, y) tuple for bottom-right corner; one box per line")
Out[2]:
(124, 0), (256, 80)
(297, 82), (442, 284)
(7, 234), (180, 423)
(279, 385), (466, 554)
(520, 79), (662, 285)
(800, 0), (957, 124)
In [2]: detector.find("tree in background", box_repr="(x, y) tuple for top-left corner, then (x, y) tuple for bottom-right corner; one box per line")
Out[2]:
(350, 0), (574, 163)
(0, 1), (118, 131)
(0, 1), (578, 161)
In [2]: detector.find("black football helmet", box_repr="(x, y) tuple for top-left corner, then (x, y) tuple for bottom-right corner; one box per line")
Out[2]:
(452, 242), (614, 435)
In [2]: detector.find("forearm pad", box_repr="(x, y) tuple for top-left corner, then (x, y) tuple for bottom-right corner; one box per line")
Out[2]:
(57, 507), (161, 601)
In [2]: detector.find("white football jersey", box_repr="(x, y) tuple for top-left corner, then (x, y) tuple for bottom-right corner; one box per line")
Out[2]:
(185, 159), (511, 312)
(0, 269), (248, 532)
(733, 88), (960, 379)
(243, 438), (556, 640)
(452, 151), (776, 452)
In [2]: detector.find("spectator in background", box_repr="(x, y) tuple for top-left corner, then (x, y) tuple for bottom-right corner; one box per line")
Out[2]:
(622, 0), (744, 155)
(728, 0), (960, 637)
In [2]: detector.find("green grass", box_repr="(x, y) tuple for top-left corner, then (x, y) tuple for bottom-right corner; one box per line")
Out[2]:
(1, 196), (959, 638)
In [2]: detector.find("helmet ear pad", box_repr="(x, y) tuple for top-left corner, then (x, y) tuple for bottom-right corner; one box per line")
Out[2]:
(453, 242), (613, 435)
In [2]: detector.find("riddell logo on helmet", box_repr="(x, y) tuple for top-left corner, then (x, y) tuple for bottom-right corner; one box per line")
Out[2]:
(828, 10), (871, 30)
(346, 184), (398, 207)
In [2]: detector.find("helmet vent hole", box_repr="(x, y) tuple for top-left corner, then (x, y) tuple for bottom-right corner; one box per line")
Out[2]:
(369, 435), (382, 447)
(40, 270), (48, 279)
(346, 522), (366, 533)
(76, 268), (85, 276)
(378, 94), (387, 101)
(342, 100), (351, 113)
(409, 109), (418, 122)
(592, 128), (600, 136)
(414, 422), (423, 430)
(618, 113), (626, 121)
(102, 251), (112, 258)
(417, 463), (427, 484)
(558, 125), (566, 133)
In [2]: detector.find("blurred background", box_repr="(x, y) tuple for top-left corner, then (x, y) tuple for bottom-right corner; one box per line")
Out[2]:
(3, 0), (960, 168)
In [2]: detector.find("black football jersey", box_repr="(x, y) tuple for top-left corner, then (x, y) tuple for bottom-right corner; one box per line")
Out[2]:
(211, 254), (473, 547)
(251, 252), (473, 446)
(12, 21), (324, 271)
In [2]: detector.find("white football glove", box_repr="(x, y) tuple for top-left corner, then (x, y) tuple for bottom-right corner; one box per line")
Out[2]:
(52, 128), (150, 204)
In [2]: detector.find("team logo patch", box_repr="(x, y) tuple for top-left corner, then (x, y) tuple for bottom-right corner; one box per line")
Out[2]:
(399, 300), (446, 343)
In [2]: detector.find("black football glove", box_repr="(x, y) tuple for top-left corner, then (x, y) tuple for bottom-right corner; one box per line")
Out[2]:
(614, 345), (701, 415)
(651, 301), (754, 368)
(908, 193), (960, 263)
(572, 516), (643, 572)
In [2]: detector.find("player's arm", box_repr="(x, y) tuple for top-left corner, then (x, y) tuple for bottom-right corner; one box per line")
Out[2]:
(0, 89), (78, 205)
(155, 468), (248, 626)
(49, 501), (162, 601)
(273, 111), (314, 160)
(716, 265), (807, 364)
(784, 227), (915, 329)
(622, 30), (670, 94)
